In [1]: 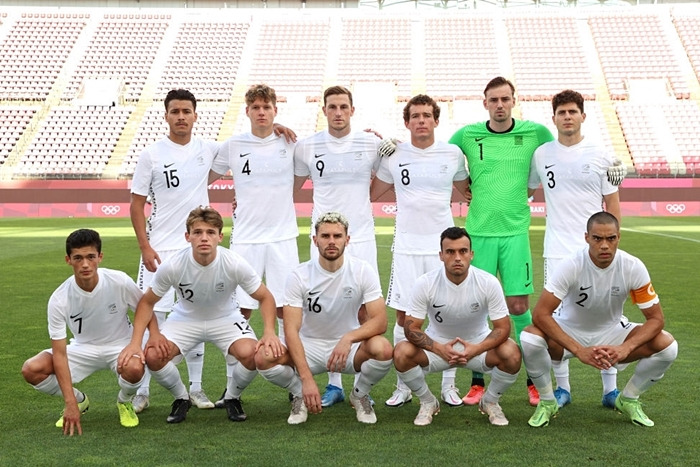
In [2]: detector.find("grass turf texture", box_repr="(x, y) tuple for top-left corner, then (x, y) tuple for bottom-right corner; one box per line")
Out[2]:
(1, 216), (698, 466)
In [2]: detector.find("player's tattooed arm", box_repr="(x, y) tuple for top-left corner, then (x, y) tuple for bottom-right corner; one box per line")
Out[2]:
(404, 317), (434, 351)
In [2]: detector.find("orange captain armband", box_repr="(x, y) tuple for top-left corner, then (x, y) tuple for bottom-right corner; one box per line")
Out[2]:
(630, 282), (658, 308)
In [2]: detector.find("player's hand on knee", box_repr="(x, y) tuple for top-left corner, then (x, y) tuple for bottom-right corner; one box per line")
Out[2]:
(146, 333), (170, 361)
(118, 343), (144, 370)
(256, 334), (285, 359)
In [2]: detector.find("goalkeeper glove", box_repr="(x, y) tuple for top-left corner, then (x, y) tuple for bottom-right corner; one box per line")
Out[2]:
(607, 159), (627, 186)
(378, 138), (398, 158)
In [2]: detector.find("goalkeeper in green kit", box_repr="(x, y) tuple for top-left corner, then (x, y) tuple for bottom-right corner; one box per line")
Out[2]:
(449, 77), (553, 407)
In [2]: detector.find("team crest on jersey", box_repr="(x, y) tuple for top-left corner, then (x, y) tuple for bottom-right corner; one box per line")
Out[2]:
(469, 302), (480, 313)
(279, 149), (287, 158)
(342, 287), (354, 300)
(108, 303), (118, 314)
(216, 282), (225, 292)
(514, 135), (523, 146)
(610, 286), (621, 296)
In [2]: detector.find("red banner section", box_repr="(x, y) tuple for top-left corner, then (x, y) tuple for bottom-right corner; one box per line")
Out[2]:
(0, 178), (698, 218)
(0, 202), (697, 218)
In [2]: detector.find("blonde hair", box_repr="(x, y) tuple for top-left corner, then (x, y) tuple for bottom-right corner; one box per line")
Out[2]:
(314, 211), (349, 234)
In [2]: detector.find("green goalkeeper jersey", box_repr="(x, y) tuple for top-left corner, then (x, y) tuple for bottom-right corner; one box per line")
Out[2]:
(449, 119), (553, 236)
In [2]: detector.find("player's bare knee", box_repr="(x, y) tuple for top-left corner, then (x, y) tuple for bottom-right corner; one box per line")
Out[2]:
(374, 337), (393, 361)
(254, 346), (276, 370)
(392, 341), (415, 371)
(237, 353), (256, 370)
(508, 303), (528, 316)
(145, 353), (166, 371)
(21, 352), (52, 384)
(120, 362), (145, 383)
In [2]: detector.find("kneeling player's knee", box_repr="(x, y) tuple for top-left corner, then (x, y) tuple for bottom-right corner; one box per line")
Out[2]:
(21, 354), (51, 384)
(119, 359), (145, 383)
(392, 341), (416, 371)
(654, 338), (678, 362)
(254, 347), (276, 370)
(374, 337), (393, 361)
(21, 360), (38, 384)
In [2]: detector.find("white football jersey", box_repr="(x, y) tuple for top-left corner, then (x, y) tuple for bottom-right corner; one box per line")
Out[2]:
(548, 247), (659, 334)
(213, 132), (298, 244)
(375, 141), (468, 254)
(294, 131), (381, 243)
(152, 246), (260, 321)
(408, 266), (508, 343)
(48, 268), (142, 345)
(285, 255), (383, 341)
(528, 138), (618, 258)
(131, 137), (221, 251)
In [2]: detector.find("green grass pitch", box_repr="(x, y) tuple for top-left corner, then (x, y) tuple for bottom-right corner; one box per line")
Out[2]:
(0, 216), (698, 466)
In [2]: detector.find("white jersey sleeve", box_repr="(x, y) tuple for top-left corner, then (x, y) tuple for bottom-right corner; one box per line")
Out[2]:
(130, 137), (220, 251)
(377, 141), (467, 254)
(48, 269), (142, 345)
(152, 246), (259, 321)
(408, 267), (508, 343)
(293, 131), (381, 243)
(216, 133), (298, 243)
(531, 138), (619, 258)
(285, 256), (382, 340)
(548, 248), (658, 333)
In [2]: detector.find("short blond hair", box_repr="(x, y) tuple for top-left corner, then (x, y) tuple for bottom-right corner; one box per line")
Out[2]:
(314, 211), (349, 234)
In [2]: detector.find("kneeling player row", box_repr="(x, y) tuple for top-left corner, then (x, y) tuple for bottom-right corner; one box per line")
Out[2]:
(22, 208), (676, 435)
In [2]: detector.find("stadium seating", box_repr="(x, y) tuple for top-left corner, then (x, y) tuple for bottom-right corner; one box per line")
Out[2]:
(15, 106), (132, 179)
(157, 21), (250, 102)
(506, 14), (597, 101)
(247, 19), (330, 96)
(424, 16), (500, 98)
(337, 17), (412, 96)
(0, 106), (38, 164)
(672, 11), (700, 89)
(588, 12), (690, 100)
(0, 16), (87, 100)
(1, 6), (699, 180)
(63, 15), (169, 102)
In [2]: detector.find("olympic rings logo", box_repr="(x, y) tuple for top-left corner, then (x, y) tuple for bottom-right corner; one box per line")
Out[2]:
(381, 204), (397, 215)
(101, 205), (121, 215)
(665, 204), (686, 214)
